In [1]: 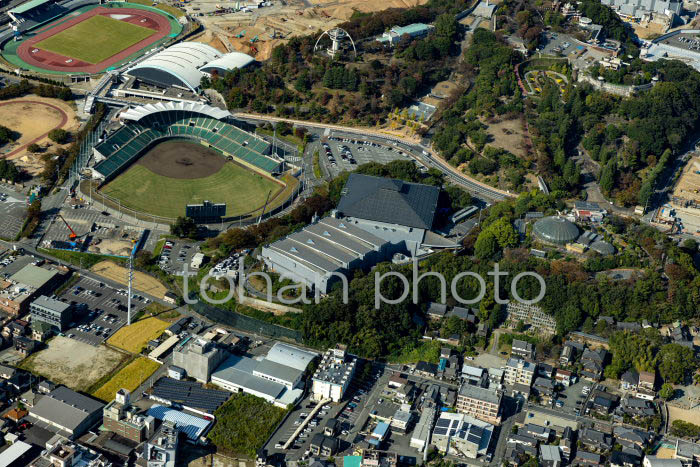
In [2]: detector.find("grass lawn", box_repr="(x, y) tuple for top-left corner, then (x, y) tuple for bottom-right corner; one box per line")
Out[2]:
(107, 317), (169, 353)
(92, 357), (160, 401)
(208, 393), (288, 457)
(36, 15), (155, 64)
(38, 248), (126, 269)
(101, 163), (283, 218)
(388, 340), (442, 364)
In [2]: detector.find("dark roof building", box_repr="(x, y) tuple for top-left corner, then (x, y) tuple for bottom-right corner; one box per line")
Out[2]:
(532, 216), (580, 244)
(336, 173), (440, 230)
(28, 386), (105, 438)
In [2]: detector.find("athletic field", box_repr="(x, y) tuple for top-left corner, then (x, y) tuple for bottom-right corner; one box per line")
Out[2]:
(35, 15), (155, 64)
(101, 163), (283, 219)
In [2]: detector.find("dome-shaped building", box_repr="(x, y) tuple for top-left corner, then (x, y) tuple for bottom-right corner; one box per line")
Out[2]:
(590, 240), (615, 256)
(533, 216), (579, 244)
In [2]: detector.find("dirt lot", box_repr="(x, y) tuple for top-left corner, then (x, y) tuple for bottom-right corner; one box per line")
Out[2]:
(667, 404), (700, 425)
(672, 155), (700, 205)
(18, 336), (128, 392)
(137, 139), (225, 179)
(91, 260), (168, 298)
(1, 96), (79, 176)
(483, 116), (527, 158)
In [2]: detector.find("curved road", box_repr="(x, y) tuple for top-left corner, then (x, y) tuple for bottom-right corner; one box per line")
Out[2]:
(233, 112), (514, 202)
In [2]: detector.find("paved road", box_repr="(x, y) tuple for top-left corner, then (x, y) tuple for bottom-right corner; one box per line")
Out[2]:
(233, 113), (513, 203)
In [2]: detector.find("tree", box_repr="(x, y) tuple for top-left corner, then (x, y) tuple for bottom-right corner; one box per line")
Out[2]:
(658, 344), (697, 384)
(681, 238), (698, 252)
(171, 217), (198, 239)
(434, 13), (457, 42)
(27, 143), (41, 153)
(659, 382), (674, 400)
(48, 129), (70, 144)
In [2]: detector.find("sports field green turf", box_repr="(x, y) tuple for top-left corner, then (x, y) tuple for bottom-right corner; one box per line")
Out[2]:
(35, 15), (156, 64)
(101, 163), (283, 219)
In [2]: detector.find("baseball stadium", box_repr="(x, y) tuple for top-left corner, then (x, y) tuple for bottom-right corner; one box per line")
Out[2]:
(0, 0), (183, 75)
(87, 102), (294, 221)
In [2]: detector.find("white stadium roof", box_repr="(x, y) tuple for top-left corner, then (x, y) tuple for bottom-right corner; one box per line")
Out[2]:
(200, 52), (255, 74)
(127, 42), (255, 91)
(120, 101), (231, 121)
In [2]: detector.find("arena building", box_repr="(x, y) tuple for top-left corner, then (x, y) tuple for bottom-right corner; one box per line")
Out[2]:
(532, 216), (580, 245)
(125, 42), (255, 93)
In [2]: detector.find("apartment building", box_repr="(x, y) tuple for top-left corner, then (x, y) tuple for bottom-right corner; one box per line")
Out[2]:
(456, 383), (502, 425)
(504, 357), (536, 387)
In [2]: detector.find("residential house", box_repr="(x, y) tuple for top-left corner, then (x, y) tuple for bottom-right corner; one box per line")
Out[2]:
(505, 443), (537, 466)
(620, 369), (639, 391)
(415, 361), (437, 378)
(538, 363), (554, 379)
(427, 303), (448, 320)
(575, 451), (604, 467)
(540, 445), (562, 467)
(613, 426), (650, 449)
(611, 451), (639, 467)
(620, 397), (655, 417)
(488, 368), (504, 387)
(591, 390), (619, 414)
(554, 369), (573, 387)
(560, 426), (575, 461)
(512, 340), (535, 360)
(395, 382), (415, 404)
(642, 457), (682, 467)
(580, 428), (613, 452)
(524, 423), (551, 442)
(461, 365), (487, 387)
(560, 345), (574, 365)
(636, 371), (656, 400)
(533, 378), (555, 403)
(580, 348), (608, 381)
(388, 374), (408, 389)
(674, 440), (700, 465)
(507, 434), (538, 448)
(310, 434), (339, 456)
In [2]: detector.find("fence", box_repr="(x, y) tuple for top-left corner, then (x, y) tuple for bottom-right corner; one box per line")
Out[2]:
(188, 295), (303, 342)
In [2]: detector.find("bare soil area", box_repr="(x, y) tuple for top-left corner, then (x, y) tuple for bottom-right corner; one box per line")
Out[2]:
(91, 260), (168, 298)
(137, 139), (226, 179)
(483, 116), (527, 158)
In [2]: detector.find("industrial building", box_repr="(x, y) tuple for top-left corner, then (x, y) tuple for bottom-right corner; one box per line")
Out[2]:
(376, 23), (434, 46)
(143, 420), (179, 467)
(312, 345), (356, 402)
(211, 342), (316, 408)
(145, 404), (212, 442)
(126, 42), (255, 93)
(28, 386), (105, 438)
(29, 295), (72, 332)
(0, 264), (66, 316)
(261, 174), (458, 293)
(532, 216), (580, 245)
(103, 389), (156, 442)
(432, 412), (494, 458)
(172, 338), (228, 383)
(455, 384), (503, 425)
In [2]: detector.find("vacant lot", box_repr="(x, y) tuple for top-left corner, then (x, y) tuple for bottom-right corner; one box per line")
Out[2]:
(36, 15), (155, 64)
(107, 317), (170, 354)
(101, 157), (283, 219)
(484, 116), (527, 158)
(91, 261), (167, 298)
(92, 357), (160, 401)
(668, 404), (700, 425)
(19, 337), (127, 392)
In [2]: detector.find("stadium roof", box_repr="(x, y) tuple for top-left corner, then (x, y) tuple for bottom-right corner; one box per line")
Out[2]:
(127, 42), (254, 92)
(336, 173), (440, 229)
(532, 216), (579, 244)
(200, 52), (255, 74)
(9, 0), (52, 15)
(120, 101), (231, 121)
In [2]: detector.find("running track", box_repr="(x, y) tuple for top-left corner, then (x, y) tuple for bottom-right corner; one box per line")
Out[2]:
(0, 100), (69, 157)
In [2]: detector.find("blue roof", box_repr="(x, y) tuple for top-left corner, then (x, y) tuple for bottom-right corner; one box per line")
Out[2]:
(374, 421), (390, 437)
(146, 404), (211, 441)
(344, 456), (363, 467)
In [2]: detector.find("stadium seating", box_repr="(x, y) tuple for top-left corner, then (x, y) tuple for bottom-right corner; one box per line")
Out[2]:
(93, 111), (279, 180)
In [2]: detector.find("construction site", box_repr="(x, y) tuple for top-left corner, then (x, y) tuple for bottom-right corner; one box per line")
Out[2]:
(187, 0), (428, 60)
(669, 154), (700, 236)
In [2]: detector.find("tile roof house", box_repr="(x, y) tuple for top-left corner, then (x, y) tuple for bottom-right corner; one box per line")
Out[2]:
(620, 369), (639, 391)
(581, 348), (608, 381)
(580, 428), (613, 452)
(620, 397), (655, 417)
(575, 451), (604, 467)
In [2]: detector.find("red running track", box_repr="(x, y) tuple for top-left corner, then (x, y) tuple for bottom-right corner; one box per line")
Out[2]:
(0, 100), (68, 158)
(17, 7), (170, 74)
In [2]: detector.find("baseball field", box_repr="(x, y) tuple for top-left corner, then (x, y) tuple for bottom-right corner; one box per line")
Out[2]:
(100, 140), (283, 219)
(35, 15), (156, 64)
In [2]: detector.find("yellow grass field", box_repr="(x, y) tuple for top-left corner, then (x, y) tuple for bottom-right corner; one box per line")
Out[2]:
(107, 317), (169, 353)
(91, 260), (167, 298)
(93, 357), (160, 401)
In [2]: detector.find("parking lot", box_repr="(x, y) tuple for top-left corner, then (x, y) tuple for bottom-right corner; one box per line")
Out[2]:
(557, 378), (594, 417)
(0, 253), (36, 279)
(157, 239), (199, 274)
(318, 135), (423, 179)
(57, 276), (149, 346)
(0, 188), (26, 240)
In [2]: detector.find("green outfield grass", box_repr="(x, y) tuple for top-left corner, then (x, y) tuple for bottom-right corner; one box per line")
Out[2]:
(101, 163), (284, 219)
(35, 15), (156, 64)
